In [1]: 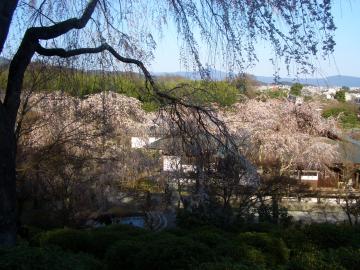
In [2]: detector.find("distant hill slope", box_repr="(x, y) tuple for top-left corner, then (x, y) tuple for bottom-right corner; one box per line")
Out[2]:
(255, 75), (360, 87)
(155, 70), (360, 87)
(155, 69), (229, 81)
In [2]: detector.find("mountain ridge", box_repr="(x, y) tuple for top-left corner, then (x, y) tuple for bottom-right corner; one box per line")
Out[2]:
(155, 70), (360, 87)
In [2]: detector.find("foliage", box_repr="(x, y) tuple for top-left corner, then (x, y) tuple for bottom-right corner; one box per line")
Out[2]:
(197, 260), (266, 270)
(303, 223), (360, 249)
(139, 234), (214, 270)
(327, 247), (360, 270)
(215, 241), (267, 266)
(105, 233), (214, 270)
(104, 240), (143, 269)
(322, 103), (360, 129)
(188, 227), (229, 248)
(166, 80), (239, 107)
(334, 90), (346, 102)
(4, 223), (360, 269)
(87, 226), (149, 258)
(230, 73), (258, 99)
(0, 67), (240, 111)
(290, 83), (304, 96)
(287, 249), (344, 270)
(37, 226), (148, 258)
(279, 227), (313, 251)
(265, 89), (288, 99)
(176, 201), (239, 230)
(237, 232), (289, 265)
(37, 229), (91, 253)
(0, 245), (100, 270)
(304, 95), (313, 102)
(176, 208), (216, 228)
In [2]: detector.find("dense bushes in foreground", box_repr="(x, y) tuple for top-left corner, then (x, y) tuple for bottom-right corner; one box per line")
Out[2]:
(0, 246), (101, 270)
(2, 223), (360, 270)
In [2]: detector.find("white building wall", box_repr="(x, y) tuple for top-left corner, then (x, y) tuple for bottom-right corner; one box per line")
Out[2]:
(163, 156), (196, 172)
(301, 175), (319, 181)
(163, 156), (181, 171)
(345, 92), (352, 102)
(131, 137), (160, 148)
(131, 137), (147, 148)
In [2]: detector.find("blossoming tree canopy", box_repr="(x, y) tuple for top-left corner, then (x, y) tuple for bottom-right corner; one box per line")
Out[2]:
(0, 0), (336, 246)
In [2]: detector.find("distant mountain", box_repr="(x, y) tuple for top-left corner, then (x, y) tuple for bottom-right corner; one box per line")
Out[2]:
(254, 75), (360, 87)
(155, 70), (360, 87)
(155, 69), (230, 81)
(322, 76), (360, 87)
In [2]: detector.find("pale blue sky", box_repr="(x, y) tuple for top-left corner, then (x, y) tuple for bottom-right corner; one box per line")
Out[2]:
(151, 1), (360, 78)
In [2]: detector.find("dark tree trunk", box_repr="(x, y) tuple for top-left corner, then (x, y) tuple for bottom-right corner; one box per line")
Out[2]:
(272, 195), (279, 224)
(344, 198), (353, 226)
(0, 34), (35, 247)
(0, 2), (26, 246)
(0, 0), (119, 246)
(0, 107), (17, 246)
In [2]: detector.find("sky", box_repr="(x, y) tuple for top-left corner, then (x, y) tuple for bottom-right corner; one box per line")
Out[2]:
(150, 1), (360, 78)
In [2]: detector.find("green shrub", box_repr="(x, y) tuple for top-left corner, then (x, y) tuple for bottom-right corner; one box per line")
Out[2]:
(86, 230), (133, 258)
(303, 224), (357, 249)
(87, 226), (147, 257)
(18, 225), (44, 242)
(242, 246), (267, 266)
(189, 227), (229, 248)
(38, 228), (91, 253)
(197, 260), (266, 270)
(176, 208), (210, 228)
(19, 222), (360, 270)
(237, 232), (289, 265)
(266, 89), (288, 99)
(105, 240), (143, 270)
(290, 83), (303, 96)
(280, 227), (313, 251)
(142, 101), (161, 112)
(322, 103), (360, 129)
(0, 245), (101, 270)
(334, 90), (346, 102)
(304, 95), (313, 102)
(38, 226), (148, 258)
(214, 241), (265, 265)
(287, 250), (344, 270)
(105, 232), (214, 270)
(93, 224), (149, 238)
(163, 227), (190, 237)
(238, 222), (279, 234)
(165, 80), (238, 107)
(135, 233), (214, 270)
(327, 247), (360, 270)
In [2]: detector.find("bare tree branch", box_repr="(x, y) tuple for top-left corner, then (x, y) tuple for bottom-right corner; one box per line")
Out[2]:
(4, 0), (100, 127)
(28, 0), (99, 41)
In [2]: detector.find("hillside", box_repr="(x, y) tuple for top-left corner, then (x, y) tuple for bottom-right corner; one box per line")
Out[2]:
(155, 70), (360, 87)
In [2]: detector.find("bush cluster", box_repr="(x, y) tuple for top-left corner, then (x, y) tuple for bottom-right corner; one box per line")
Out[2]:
(322, 103), (360, 129)
(2, 223), (360, 269)
(0, 67), (241, 111)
